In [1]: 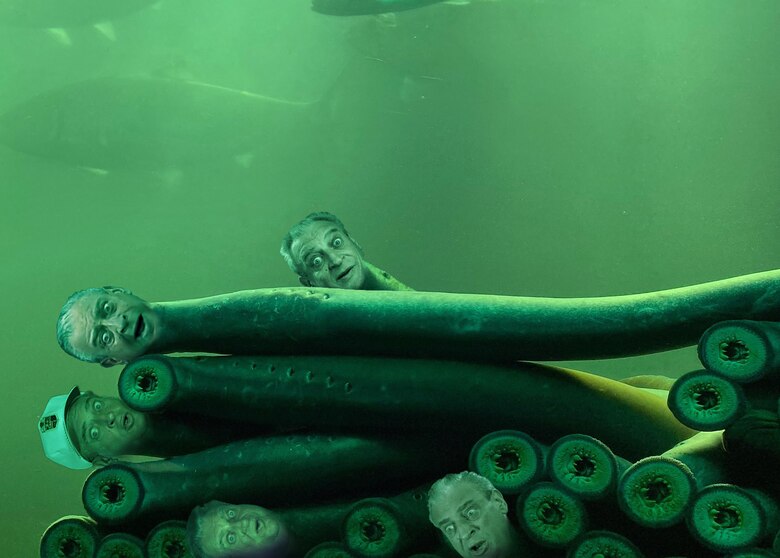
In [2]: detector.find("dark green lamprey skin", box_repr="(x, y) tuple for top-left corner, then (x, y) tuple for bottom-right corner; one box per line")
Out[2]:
(341, 487), (435, 558)
(82, 434), (468, 525)
(304, 541), (356, 558)
(547, 433), (631, 501)
(686, 484), (772, 552)
(119, 355), (694, 461)
(95, 533), (145, 558)
(517, 482), (588, 548)
(698, 320), (780, 382)
(40, 515), (101, 558)
(134, 411), (269, 459)
(149, 270), (780, 363)
(468, 430), (546, 495)
(567, 530), (645, 558)
(144, 520), (191, 558)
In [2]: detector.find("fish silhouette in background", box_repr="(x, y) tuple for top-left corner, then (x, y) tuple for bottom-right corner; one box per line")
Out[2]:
(0, 76), (320, 176)
(0, 58), (436, 178)
(0, 0), (161, 44)
(311, 0), (495, 16)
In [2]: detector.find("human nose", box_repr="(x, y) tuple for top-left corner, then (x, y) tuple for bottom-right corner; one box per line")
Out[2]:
(103, 313), (128, 334)
(326, 252), (343, 269)
(98, 411), (117, 428)
(456, 521), (475, 541)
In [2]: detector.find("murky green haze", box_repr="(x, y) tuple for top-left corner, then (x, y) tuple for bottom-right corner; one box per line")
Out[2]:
(1, 0), (779, 555)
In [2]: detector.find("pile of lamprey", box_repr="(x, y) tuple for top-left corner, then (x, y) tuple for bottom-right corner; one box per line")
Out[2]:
(41, 270), (780, 557)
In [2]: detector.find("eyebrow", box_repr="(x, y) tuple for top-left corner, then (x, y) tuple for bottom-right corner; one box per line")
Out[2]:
(79, 396), (91, 445)
(88, 299), (103, 347)
(437, 499), (478, 528)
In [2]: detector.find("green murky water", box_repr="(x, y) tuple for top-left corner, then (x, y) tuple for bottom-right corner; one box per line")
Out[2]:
(2, 1), (779, 555)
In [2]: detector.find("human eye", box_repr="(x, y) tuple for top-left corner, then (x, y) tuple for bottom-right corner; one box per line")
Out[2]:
(101, 300), (115, 316)
(226, 509), (236, 519)
(93, 399), (103, 412)
(464, 507), (480, 521)
(310, 255), (323, 269)
(99, 330), (114, 347)
(442, 523), (455, 536)
(332, 237), (343, 248)
(89, 426), (100, 440)
(226, 531), (237, 545)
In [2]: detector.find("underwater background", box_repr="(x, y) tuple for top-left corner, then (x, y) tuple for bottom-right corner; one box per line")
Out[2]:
(1, 0), (779, 555)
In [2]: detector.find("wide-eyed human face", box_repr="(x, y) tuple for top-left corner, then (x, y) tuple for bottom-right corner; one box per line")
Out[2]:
(198, 503), (288, 558)
(429, 483), (513, 558)
(290, 221), (366, 289)
(65, 393), (149, 461)
(65, 288), (159, 366)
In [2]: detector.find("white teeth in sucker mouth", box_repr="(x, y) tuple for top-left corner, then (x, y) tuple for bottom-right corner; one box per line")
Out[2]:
(134, 315), (144, 338)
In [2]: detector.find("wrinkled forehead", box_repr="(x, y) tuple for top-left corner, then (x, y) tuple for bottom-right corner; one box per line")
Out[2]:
(290, 221), (344, 257)
(197, 509), (227, 555)
(430, 482), (487, 518)
(64, 295), (98, 347)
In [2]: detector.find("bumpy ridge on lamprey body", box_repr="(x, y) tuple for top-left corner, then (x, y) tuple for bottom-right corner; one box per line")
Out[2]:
(131, 410), (268, 459)
(82, 434), (466, 525)
(148, 270), (780, 362)
(119, 355), (695, 461)
(698, 320), (780, 382)
(40, 515), (102, 558)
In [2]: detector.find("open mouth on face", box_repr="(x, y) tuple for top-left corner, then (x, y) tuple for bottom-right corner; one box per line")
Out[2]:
(469, 540), (487, 555)
(133, 314), (145, 339)
(336, 266), (354, 281)
(122, 413), (133, 431)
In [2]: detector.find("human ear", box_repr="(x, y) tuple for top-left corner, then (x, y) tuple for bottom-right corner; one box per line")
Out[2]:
(490, 490), (509, 514)
(104, 286), (131, 295)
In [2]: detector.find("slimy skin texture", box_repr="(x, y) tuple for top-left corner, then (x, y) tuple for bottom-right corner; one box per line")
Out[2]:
(146, 270), (780, 363)
(144, 520), (191, 558)
(547, 433), (630, 501)
(517, 482), (588, 548)
(82, 434), (469, 525)
(698, 320), (780, 382)
(468, 430), (546, 495)
(40, 515), (101, 558)
(341, 488), (435, 558)
(118, 355), (695, 461)
(96, 533), (145, 558)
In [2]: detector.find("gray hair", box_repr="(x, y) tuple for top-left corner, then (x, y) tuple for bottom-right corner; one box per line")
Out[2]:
(279, 212), (363, 276)
(56, 287), (107, 363)
(187, 501), (288, 558)
(428, 471), (496, 520)
(187, 500), (224, 558)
